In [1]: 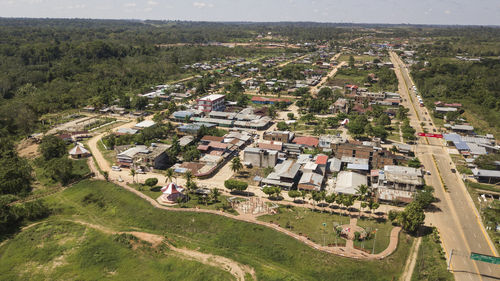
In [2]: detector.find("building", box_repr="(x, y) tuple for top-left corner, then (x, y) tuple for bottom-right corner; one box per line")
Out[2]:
(243, 147), (278, 168)
(319, 135), (347, 149)
(196, 94), (225, 113)
(472, 169), (500, 184)
(334, 171), (367, 195)
(292, 136), (319, 148)
(133, 120), (156, 130)
(69, 144), (91, 159)
(177, 123), (216, 135)
(263, 131), (294, 143)
(334, 143), (396, 169)
(116, 143), (171, 170)
(261, 160), (301, 190)
(330, 98), (349, 114)
(251, 96), (292, 105)
(373, 165), (424, 203)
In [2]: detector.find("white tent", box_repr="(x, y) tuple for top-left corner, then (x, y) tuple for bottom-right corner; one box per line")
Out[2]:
(158, 183), (185, 204)
(69, 144), (90, 158)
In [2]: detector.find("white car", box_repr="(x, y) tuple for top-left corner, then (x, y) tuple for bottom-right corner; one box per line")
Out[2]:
(111, 166), (121, 171)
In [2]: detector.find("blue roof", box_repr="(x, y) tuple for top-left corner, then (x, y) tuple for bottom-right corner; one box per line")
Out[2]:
(443, 133), (462, 142)
(173, 110), (194, 119)
(347, 163), (370, 171)
(453, 141), (469, 150)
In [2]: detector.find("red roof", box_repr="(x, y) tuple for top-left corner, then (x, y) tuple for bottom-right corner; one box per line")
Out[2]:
(315, 155), (328, 165)
(258, 142), (282, 151)
(345, 84), (359, 89)
(251, 96), (291, 103)
(201, 135), (224, 142)
(292, 136), (319, 147)
(208, 141), (229, 149)
(197, 144), (209, 151)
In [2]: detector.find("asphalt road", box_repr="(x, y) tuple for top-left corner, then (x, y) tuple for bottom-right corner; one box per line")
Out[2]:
(390, 52), (500, 281)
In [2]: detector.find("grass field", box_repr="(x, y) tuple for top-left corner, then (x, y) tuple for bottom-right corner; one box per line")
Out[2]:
(353, 217), (394, 254)
(0, 220), (234, 281)
(96, 139), (116, 166)
(258, 205), (350, 246)
(411, 228), (454, 281)
(7, 180), (415, 280)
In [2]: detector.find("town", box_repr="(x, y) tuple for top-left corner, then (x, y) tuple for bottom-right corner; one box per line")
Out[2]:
(1, 18), (499, 281)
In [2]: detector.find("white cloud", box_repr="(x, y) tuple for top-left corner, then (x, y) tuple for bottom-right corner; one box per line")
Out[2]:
(144, 7), (153, 12)
(147, 0), (158, 6)
(193, 1), (213, 9)
(444, 10), (451, 14)
(124, 2), (136, 8)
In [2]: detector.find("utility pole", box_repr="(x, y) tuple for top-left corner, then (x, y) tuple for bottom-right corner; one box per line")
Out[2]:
(447, 249), (454, 271)
(372, 228), (378, 254)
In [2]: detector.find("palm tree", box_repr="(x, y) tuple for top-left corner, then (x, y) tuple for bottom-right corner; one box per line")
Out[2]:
(230, 156), (243, 175)
(210, 188), (220, 203)
(184, 170), (193, 184)
(130, 168), (136, 183)
(165, 168), (174, 184)
(355, 184), (370, 201)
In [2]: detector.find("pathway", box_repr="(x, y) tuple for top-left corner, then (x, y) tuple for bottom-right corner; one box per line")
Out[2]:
(401, 237), (422, 281)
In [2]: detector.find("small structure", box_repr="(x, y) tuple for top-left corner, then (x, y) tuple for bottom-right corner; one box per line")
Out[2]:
(157, 183), (185, 205)
(69, 143), (91, 159)
(334, 171), (367, 195)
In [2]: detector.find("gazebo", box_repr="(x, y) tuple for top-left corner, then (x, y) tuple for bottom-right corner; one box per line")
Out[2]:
(69, 144), (91, 159)
(157, 183), (185, 205)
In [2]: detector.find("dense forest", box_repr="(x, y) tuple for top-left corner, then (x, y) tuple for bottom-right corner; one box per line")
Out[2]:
(412, 58), (500, 134)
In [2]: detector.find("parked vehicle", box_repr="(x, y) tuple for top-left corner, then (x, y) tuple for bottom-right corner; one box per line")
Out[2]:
(112, 166), (121, 171)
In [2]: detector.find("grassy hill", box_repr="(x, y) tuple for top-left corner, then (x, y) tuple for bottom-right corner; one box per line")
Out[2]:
(1, 180), (414, 280)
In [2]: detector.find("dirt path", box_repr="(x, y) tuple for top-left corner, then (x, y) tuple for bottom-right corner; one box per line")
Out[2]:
(400, 237), (422, 281)
(65, 219), (256, 281)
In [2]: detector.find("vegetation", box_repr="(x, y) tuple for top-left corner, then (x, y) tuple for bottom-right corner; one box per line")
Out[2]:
(411, 228), (454, 281)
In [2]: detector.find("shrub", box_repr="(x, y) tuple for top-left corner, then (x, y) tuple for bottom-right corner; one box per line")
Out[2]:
(224, 179), (248, 191)
(145, 178), (158, 187)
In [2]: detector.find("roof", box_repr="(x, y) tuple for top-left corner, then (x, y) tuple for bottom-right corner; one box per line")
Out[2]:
(435, 107), (458, 112)
(178, 135), (195, 147)
(335, 171), (367, 195)
(329, 157), (342, 172)
(292, 136), (319, 147)
(117, 145), (149, 159)
(451, 124), (474, 131)
(202, 135), (224, 142)
(251, 96), (291, 103)
(347, 163), (370, 171)
(116, 128), (138, 135)
(258, 141), (283, 151)
(383, 165), (424, 185)
(473, 168), (500, 178)
(299, 172), (324, 189)
(303, 162), (318, 171)
(270, 160), (301, 179)
(315, 155), (328, 165)
(69, 144), (90, 155)
(135, 120), (156, 128)
(198, 94), (225, 101)
(161, 183), (184, 195)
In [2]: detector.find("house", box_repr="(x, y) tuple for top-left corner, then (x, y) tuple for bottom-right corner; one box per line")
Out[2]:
(435, 107), (458, 113)
(394, 143), (412, 154)
(251, 96), (292, 105)
(177, 123), (216, 135)
(69, 144), (91, 159)
(330, 98), (349, 114)
(263, 131), (294, 143)
(292, 136), (319, 148)
(243, 147), (278, 168)
(334, 143), (397, 169)
(344, 84), (358, 95)
(319, 135), (347, 149)
(196, 94), (225, 113)
(261, 160), (302, 190)
(472, 169), (500, 184)
(334, 171), (367, 195)
(178, 135), (195, 147)
(373, 165), (424, 203)
(133, 120), (156, 130)
(257, 141), (283, 151)
(116, 143), (171, 170)
(116, 128), (138, 135)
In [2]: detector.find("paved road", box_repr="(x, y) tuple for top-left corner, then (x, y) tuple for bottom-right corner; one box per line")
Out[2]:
(390, 52), (500, 281)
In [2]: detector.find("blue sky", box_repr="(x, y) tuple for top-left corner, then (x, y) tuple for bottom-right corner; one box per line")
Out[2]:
(1, 0), (499, 25)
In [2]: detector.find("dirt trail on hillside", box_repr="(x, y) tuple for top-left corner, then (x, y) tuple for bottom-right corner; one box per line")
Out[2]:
(66, 219), (256, 281)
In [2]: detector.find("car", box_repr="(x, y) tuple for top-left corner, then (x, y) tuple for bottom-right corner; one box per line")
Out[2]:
(433, 129), (436, 132)
(426, 171), (431, 175)
(118, 176), (124, 182)
(136, 169), (146, 174)
(451, 168), (456, 173)
(111, 166), (121, 171)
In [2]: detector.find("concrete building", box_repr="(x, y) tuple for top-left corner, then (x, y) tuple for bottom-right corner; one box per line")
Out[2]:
(472, 168), (500, 184)
(261, 160), (301, 190)
(196, 94), (225, 113)
(373, 165), (424, 203)
(243, 147), (278, 168)
(116, 143), (171, 170)
(334, 171), (368, 195)
(263, 131), (294, 143)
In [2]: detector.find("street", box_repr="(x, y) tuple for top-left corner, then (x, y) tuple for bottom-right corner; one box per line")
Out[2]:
(390, 51), (500, 281)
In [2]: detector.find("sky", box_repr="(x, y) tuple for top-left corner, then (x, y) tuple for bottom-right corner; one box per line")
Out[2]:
(1, 0), (499, 26)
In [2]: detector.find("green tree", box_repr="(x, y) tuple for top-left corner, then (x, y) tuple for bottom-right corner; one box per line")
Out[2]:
(44, 157), (74, 185)
(0, 142), (33, 195)
(398, 202), (425, 233)
(230, 156), (243, 175)
(414, 185), (435, 209)
(145, 178), (158, 187)
(277, 121), (290, 131)
(210, 188), (220, 203)
(39, 135), (67, 160)
(288, 190), (301, 202)
(165, 168), (174, 184)
(408, 158), (422, 168)
(377, 114), (391, 126)
(224, 179), (248, 193)
(287, 113), (295, 120)
(348, 55), (355, 67)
